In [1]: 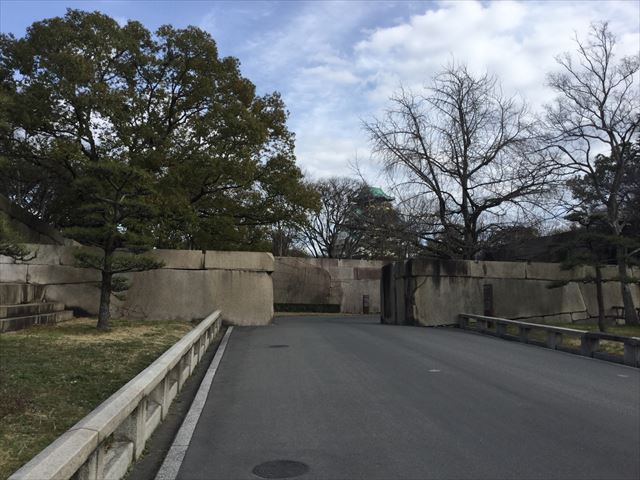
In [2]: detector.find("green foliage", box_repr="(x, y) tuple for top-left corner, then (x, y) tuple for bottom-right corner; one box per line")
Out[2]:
(564, 143), (640, 269)
(74, 251), (164, 274)
(0, 214), (32, 260)
(0, 9), (317, 326)
(0, 9), (317, 252)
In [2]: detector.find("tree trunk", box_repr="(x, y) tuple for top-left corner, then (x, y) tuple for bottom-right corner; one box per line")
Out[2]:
(595, 265), (606, 333)
(617, 245), (639, 326)
(97, 254), (113, 330)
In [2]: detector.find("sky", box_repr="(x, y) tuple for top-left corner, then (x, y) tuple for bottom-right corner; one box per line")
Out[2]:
(1, 0), (639, 185)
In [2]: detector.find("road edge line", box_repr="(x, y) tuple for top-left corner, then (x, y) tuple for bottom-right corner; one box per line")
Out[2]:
(155, 326), (234, 480)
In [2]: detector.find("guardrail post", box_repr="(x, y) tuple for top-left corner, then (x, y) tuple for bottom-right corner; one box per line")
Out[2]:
(200, 336), (206, 358)
(189, 344), (198, 375)
(623, 342), (640, 367)
(580, 334), (599, 357)
(546, 332), (562, 349)
(459, 315), (469, 329)
(519, 326), (530, 343)
(75, 443), (105, 480)
(115, 400), (147, 459)
(151, 376), (170, 421)
(178, 351), (191, 390)
(478, 318), (488, 331)
(496, 322), (506, 337)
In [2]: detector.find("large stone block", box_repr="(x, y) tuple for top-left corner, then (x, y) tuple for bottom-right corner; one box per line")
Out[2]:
(327, 266), (355, 280)
(407, 259), (526, 279)
(0, 253), (16, 264)
(339, 279), (381, 313)
(272, 258), (331, 305)
(0, 264), (28, 283)
(525, 262), (581, 281)
(407, 259), (467, 278)
(413, 276), (483, 326)
(146, 249), (205, 270)
(354, 267), (382, 280)
(115, 269), (273, 325)
(411, 276), (588, 326)
(20, 244), (76, 265)
(0, 283), (45, 304)
(476, 261), (527, 279)
(272, 256), (386, 313)
(44, 283), (101, 316)
(492, 279), (586, 319)
(578, 282), (640, 318)
(26, 264), (101, 284)
(314, 258), (339, 269)
(204, 250), (274, 272)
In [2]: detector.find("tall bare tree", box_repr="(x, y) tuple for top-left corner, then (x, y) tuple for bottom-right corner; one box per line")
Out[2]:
(365, 63), (557, 259)
(301, 177), (363, 258)
(546, 22), (640, 325)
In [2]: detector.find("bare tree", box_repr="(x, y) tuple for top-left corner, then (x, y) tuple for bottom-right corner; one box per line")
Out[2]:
(365, 63), (557, 259)
(546, 22), (640, 325)
(301, 177), (364, 258)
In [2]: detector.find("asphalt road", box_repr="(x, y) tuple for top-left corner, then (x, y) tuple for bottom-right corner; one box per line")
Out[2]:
(176, 315), (640, 480)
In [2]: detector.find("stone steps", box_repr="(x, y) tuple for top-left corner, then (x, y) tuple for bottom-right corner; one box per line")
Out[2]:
(0, 301), (66, 319)
(0, 282), (75, 333)
(0, 309), (74, 333)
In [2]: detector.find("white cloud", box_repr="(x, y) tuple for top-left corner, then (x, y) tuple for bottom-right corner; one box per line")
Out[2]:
(203, 0), (640, 183)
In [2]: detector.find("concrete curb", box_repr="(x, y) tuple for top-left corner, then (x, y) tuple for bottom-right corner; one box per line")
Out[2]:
(155, 326), (234, 480)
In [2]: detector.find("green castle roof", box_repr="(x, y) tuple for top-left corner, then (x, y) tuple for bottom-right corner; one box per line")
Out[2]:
(368, 187), (394, 201)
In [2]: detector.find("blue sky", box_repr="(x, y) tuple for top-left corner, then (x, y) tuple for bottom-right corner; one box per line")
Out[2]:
(1, 1), (639, 183)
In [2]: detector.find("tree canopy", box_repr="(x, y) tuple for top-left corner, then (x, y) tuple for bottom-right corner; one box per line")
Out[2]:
(365, 64), (559, 259)
(546, 22), (640, 325)
(0, 9), (317, 328)
(0, 9), (318, 252)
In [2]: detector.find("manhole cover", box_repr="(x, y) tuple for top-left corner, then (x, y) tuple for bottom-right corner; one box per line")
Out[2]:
(268, 344), (290, 348)
(252, 460), (309, 478)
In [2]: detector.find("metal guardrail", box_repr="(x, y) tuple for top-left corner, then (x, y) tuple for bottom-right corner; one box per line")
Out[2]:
(459, 313), (640, 368)
(10, 310), (223, 480)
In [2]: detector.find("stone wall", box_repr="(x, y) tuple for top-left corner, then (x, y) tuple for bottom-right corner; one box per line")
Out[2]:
(273, 257), (385, 313)
(0, 245), (274, 326)
(381, 259), (640, 327)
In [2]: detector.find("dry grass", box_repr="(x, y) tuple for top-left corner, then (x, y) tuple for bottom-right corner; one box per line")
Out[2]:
(502, 322), (640, 356)
(0, 317), (193, 479)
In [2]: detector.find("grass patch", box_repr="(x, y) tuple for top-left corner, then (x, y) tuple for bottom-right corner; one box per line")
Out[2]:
(0, 317), (193, 479)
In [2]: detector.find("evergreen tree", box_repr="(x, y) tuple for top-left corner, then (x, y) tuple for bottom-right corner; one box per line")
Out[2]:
(0, 10), (317, 326)
(0, 214), (31, 260)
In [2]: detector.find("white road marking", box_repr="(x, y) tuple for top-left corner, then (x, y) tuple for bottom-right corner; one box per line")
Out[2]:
(155, 326), (234, 480)
(428, 369), (441, 373)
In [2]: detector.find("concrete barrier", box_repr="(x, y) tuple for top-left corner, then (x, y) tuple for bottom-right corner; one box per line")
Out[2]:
(1, 246), (274, 325)
(382, 259), (640, 327)
(273, 257), (384, 313)
(459, 313), (640, 368)
(9, 310), (223, 480)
